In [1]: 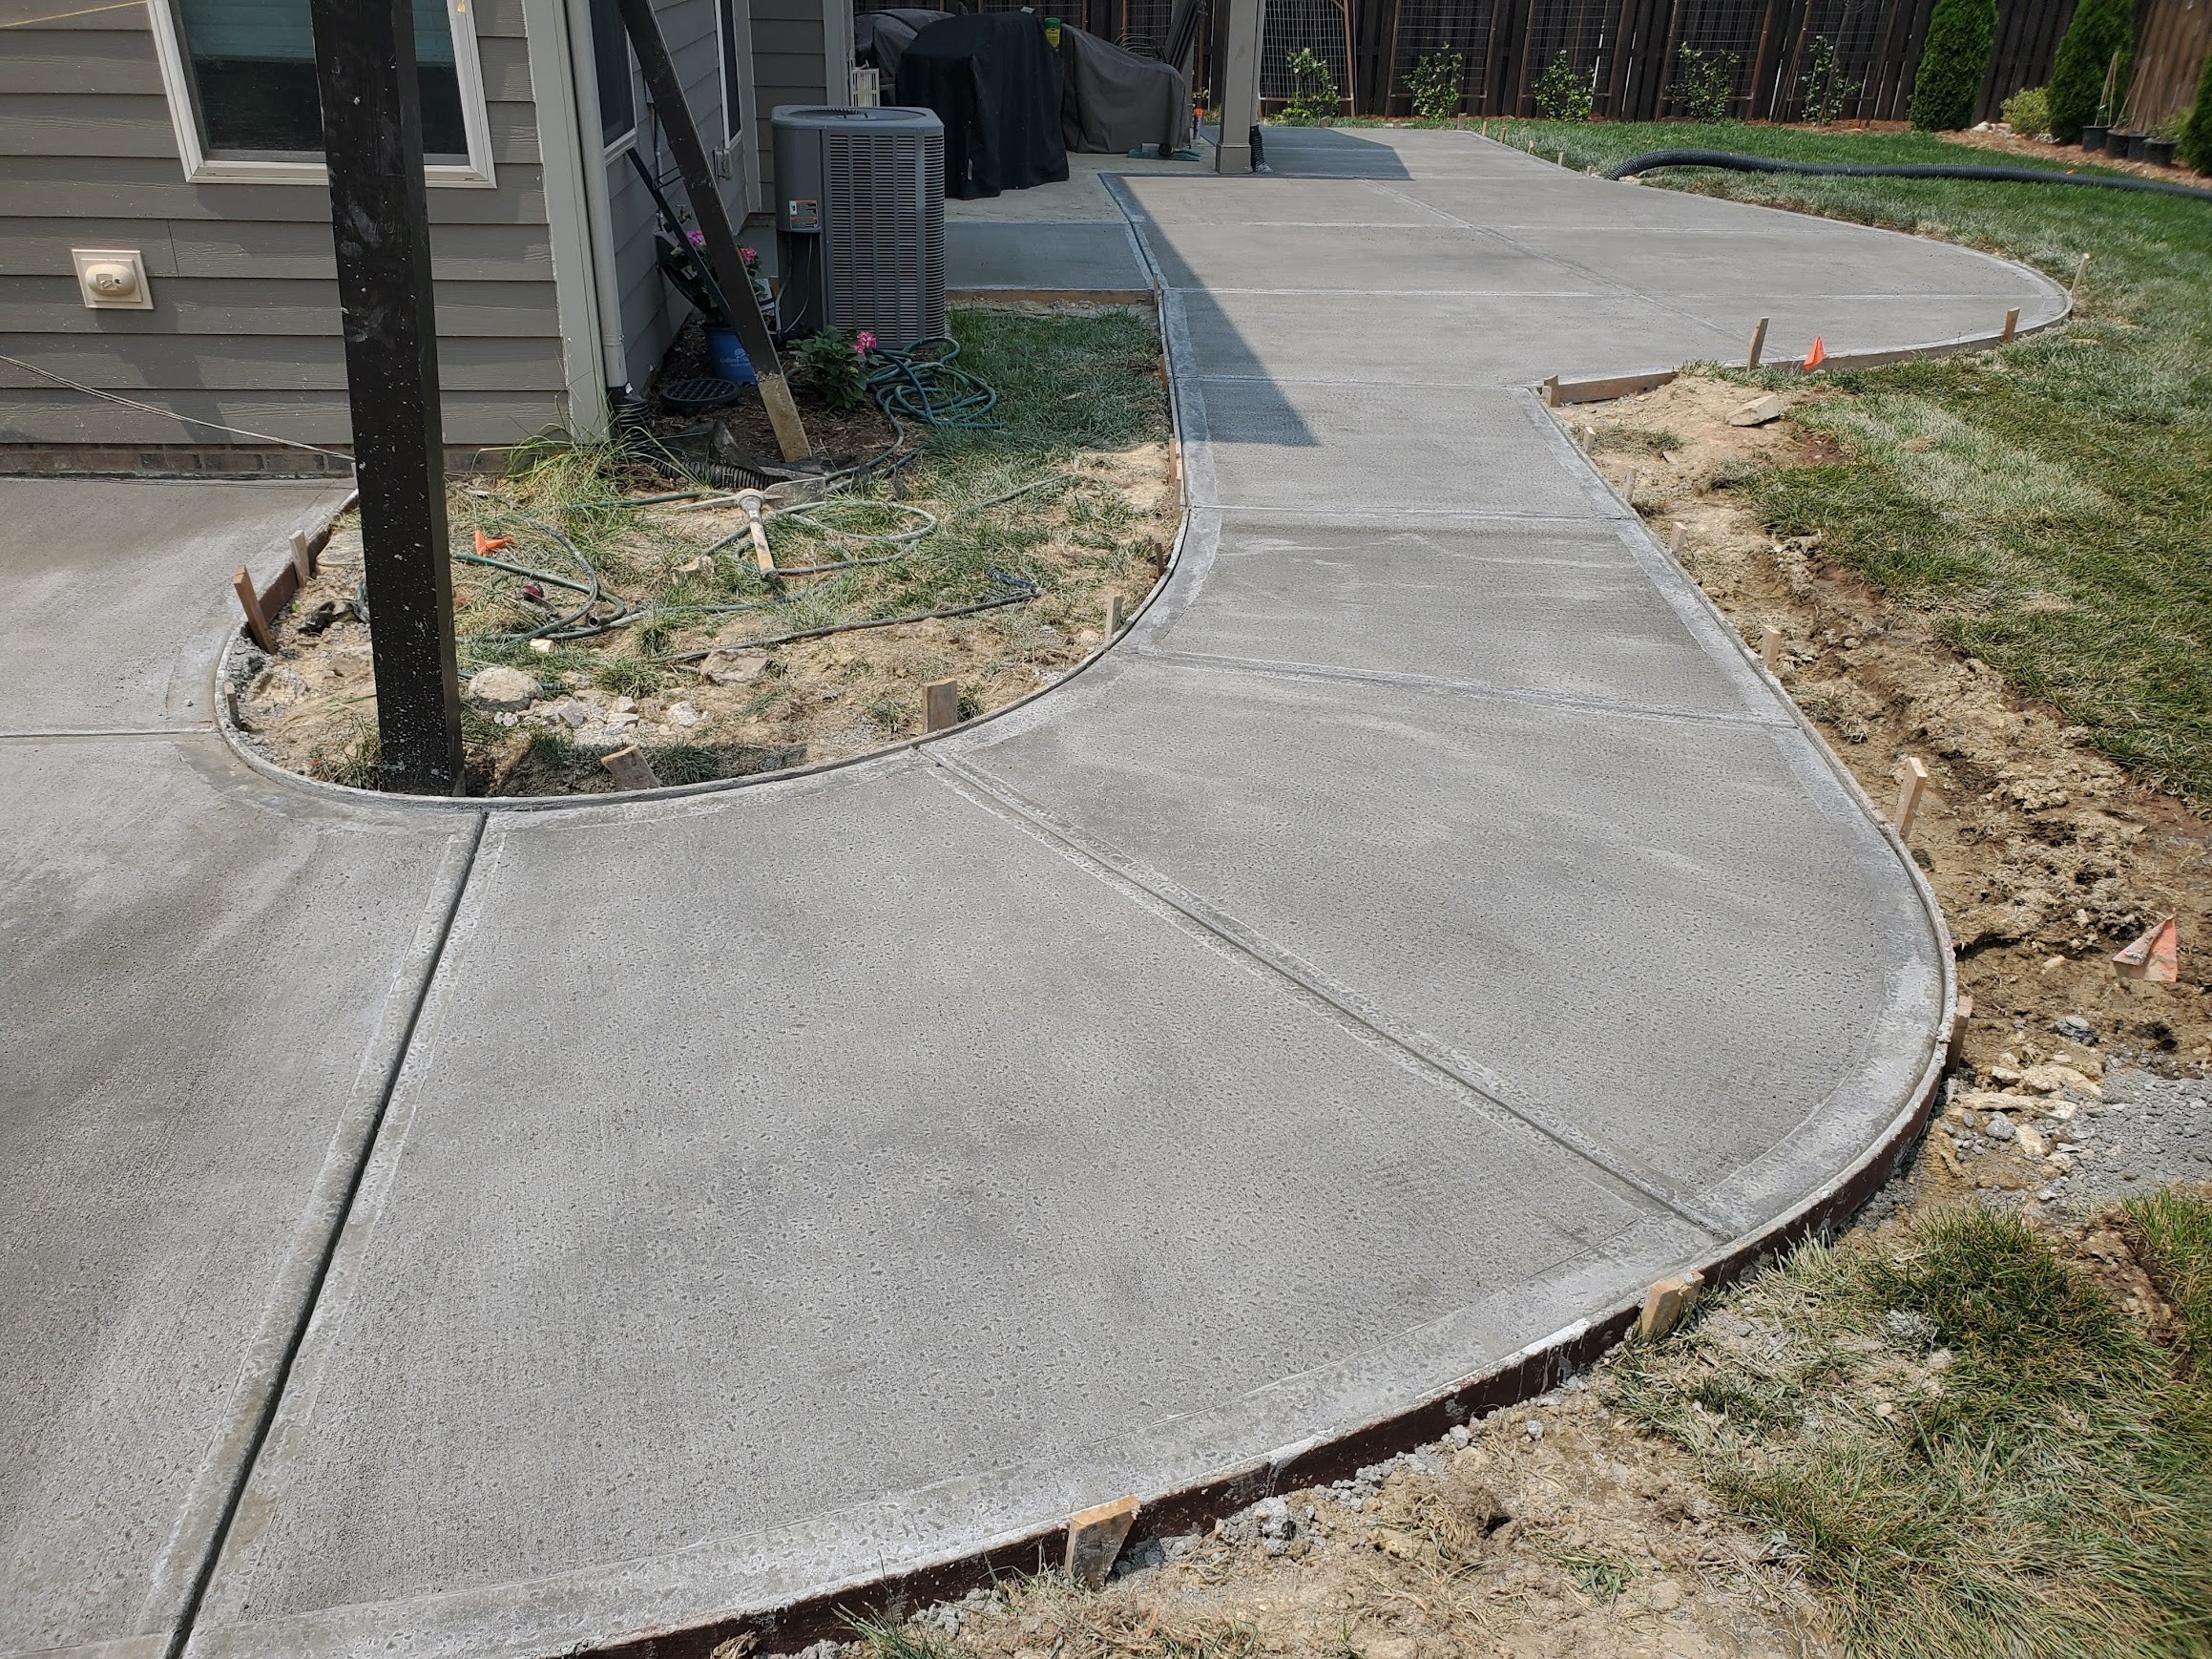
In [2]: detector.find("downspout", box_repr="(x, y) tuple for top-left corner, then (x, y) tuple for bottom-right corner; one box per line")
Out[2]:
(562, 0), (633, 399)
(520, 0), (614, 438)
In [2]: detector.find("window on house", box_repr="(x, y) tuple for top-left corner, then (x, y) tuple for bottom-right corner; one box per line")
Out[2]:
(169, 0), (470, 160)
(718, 0), (744, 147)
(589, 0), (636, 148)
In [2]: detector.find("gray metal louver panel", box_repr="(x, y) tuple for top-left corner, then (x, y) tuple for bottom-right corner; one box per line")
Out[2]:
(776, 106), (945, 351)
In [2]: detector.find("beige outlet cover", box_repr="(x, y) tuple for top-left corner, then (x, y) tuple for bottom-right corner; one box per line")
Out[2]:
(73, 247), (154, 310)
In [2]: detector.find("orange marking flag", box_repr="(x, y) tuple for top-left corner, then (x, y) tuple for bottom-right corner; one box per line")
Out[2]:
(1803, 336), (1827, 370)
(474, 530), (513, 556)
(2113, 914), (2180, 982)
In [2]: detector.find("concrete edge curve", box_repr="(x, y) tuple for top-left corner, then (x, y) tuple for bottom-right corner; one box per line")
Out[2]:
(178, 159), (2052, 1657)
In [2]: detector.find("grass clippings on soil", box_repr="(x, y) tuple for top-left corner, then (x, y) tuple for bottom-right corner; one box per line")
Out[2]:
(235, 305), (1173, 796)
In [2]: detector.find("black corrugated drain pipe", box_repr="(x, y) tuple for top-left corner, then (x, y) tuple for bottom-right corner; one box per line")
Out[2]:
(1604, 148), (2212, 204)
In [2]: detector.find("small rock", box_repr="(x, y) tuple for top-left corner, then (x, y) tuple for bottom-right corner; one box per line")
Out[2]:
(1875, 1400), (1896, 1418)
(704, 650), (771, 686)
(1883, 1309), (1938, 1349)
(1253, 1496), (1294, 1540)
(1727, 392), (1783, 427)
(2015, 1124), (2049, 1158)
(554, 700), (591, 727)
(1448, 1424), (1471, 1447)
(1645, 1578), (1683, 1613)
(1985, 1111), (2015, 1142)
(1525, 1418), (1544, 1441)
(670, 701), (701, 727)
(611, 696), (636, 714)
(2055, 1015), (2097, 1045)
(465, 665), (541, 711)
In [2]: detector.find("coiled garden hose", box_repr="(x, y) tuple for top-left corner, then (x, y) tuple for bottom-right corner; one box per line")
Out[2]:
(1604, 148), (2212, 203)
(866, 337), (1001, 429)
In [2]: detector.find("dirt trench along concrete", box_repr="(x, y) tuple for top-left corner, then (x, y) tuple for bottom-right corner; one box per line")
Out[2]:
(0, 128), (2066, 1659)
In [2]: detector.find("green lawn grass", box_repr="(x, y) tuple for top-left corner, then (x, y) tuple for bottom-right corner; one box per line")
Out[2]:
(1613, 1207), (2212, 1658)
(1500, 122), (2212, 805)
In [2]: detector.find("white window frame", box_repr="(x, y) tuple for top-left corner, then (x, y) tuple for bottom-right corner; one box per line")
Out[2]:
(715, 0), (743, 150)
(588, 0), (638, 158)
(147, 0), (498, 188)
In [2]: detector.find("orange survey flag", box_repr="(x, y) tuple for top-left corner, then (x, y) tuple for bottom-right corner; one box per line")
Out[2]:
(474, 529), (513, 556)
(1804, 336), (1827, 369)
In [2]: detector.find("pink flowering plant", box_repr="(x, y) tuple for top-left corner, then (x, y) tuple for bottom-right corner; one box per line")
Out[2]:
(792, 327), (873, 410)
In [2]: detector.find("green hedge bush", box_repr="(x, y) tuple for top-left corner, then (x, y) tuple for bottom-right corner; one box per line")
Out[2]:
(2047, 0), (2133, 143)
(1910, 0), (1997, 130)
(2181, 53), (2212, 170)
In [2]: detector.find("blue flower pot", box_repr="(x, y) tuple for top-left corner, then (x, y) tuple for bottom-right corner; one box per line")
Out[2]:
(703, 326), (757, 386)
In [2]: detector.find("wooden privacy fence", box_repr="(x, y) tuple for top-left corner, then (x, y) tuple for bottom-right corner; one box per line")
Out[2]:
(1355, 0), (2079, 121)
(851, 0), (2211, 130)
(2126, 0), (2212, 129)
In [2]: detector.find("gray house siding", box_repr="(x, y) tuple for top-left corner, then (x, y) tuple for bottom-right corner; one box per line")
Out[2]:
(0, 0), (570, 450)
(750, 0), (850, 207)
(597, 0), (756, 391)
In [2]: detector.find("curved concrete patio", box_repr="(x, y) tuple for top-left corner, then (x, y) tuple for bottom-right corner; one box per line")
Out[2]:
(2, 130), (2066, 1659)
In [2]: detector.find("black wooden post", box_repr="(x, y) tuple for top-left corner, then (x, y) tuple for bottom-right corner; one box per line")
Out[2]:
(616, 0), (812, 463)
(309, 0), (465, 795)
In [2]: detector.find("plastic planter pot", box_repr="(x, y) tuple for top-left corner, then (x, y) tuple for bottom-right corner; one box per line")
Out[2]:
(2120, 131), (2148, 158)
(702, 326), (758, 386)
(2143, 136), (2178, 166)
(2082, 124), (2109, 151)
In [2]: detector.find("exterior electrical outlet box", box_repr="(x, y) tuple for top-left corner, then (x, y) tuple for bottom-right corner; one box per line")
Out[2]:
(771, 105), (944, 349)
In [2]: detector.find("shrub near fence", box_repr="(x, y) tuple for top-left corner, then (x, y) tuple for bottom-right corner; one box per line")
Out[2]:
(848, 0), (2106, 129)
(1349, 0), (2082, 123)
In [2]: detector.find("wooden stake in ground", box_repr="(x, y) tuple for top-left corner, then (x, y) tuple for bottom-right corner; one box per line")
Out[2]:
(2072, 252), (2091, 298)
(616, 0), (809, 464)
(1746, 316), (1768, 369)
(2001, 306), (2020, 344)
(1066, 1496), (1139, 1589)
(924, 679), (960, 731)
(600, 745), (661, 791)
(232, 566), (272, 652)
(1761, 624), (1782, 669)
(1638, 1270), (1702, 1340)
(308, 0), (463, 794)
(1104, 593), (1124, 636)
(1893, 756), (1930, 839)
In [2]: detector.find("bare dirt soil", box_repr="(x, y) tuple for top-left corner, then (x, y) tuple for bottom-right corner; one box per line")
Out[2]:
(1936, 125), (2206, 185)
(229, 440), (1175, 795)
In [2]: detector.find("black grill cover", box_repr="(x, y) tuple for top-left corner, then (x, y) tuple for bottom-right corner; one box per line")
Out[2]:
(894, 11), (1069, 200)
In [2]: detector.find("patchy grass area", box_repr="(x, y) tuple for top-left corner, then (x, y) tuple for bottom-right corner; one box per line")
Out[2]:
(235, 306), (1173, 795)
(1609, 1207), (2212, 1659)
(2127, 1185), (2212, 1362)
(1510, 122), (2212, 807)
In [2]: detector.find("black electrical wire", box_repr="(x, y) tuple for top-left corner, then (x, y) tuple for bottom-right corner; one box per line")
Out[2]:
(1604, 148), (2212, 203)
(661, 569), (1040, 661)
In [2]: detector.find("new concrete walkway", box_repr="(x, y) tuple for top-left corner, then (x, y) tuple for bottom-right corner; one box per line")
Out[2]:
(3, 130), (2066, 1659)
